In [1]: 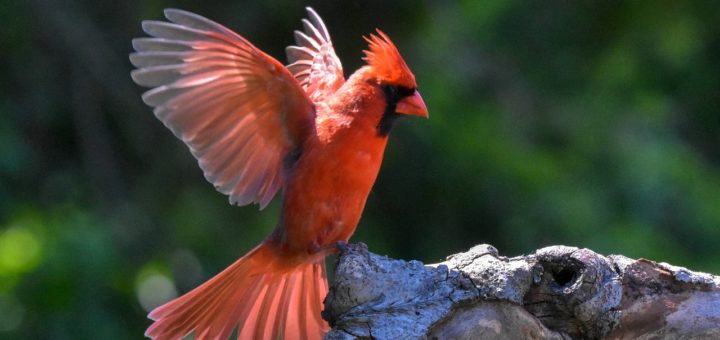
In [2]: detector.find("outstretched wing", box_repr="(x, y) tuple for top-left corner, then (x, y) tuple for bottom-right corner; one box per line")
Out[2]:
(130, 9), (315, 209)
(285, 7), (345, 103)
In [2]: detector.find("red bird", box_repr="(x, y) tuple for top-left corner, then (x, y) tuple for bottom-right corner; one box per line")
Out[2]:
(131, 7), (427, 339)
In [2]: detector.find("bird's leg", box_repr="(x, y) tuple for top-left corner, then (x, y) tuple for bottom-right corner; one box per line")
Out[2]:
(317, 240), (349, 255)
(334, 240), (349, 252)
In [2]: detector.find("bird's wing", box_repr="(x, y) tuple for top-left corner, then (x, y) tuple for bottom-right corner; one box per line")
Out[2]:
(285, 7), (345, 103)
(130, 9), (315, 209)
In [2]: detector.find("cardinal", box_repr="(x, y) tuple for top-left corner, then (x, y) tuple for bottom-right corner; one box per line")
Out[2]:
(130, 7), (427, 339)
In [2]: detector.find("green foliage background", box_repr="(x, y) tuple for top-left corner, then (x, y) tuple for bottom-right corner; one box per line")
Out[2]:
(1, 0), (719, 338)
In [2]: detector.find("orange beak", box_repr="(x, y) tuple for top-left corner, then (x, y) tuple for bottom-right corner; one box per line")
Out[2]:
(396, 90), (429, 118)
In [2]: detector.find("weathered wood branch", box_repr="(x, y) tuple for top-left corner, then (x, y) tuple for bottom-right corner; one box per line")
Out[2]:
(323, 243), (720, 339)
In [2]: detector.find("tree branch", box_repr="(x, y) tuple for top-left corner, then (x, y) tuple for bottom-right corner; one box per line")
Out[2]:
(324, 243), (720, 339)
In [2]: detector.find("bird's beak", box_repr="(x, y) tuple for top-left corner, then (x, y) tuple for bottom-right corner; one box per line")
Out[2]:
(396, 90), (429, 118)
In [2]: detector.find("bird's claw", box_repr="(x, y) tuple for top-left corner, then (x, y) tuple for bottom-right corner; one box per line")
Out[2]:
(335, 241), (349, 252)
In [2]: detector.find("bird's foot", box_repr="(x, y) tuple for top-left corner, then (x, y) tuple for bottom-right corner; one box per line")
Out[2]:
(335, 240), (349, 252)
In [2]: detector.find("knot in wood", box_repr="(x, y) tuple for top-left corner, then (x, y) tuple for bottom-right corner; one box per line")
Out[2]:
(523, 246), (622, 339)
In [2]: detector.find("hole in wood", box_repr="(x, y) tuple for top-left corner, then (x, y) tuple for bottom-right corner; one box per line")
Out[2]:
(551, 267), (576, 287)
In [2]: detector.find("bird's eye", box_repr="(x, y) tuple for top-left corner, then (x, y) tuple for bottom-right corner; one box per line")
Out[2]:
(382, 85), (416, 100)
(383, 85), (399, 98)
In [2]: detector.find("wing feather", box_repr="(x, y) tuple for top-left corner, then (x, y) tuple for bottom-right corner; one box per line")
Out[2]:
(130, 8), (315, 208)
(285, 7), (345, 103)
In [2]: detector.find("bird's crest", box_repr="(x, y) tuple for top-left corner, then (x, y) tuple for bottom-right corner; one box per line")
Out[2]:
(363, 29), (416, 87)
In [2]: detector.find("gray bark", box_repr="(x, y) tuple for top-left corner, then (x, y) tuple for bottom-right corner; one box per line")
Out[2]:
(323, 243), (720, 339)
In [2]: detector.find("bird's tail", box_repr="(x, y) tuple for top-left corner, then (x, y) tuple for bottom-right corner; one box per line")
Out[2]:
(144, 243), (329, 339)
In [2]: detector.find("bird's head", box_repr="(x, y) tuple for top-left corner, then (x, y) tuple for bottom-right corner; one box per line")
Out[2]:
(363, 30), (428, 120)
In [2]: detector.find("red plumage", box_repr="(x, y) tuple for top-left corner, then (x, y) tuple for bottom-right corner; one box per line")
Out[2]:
(130, 7), (428, 339)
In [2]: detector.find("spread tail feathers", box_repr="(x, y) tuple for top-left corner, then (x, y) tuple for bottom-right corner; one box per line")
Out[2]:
(145, 244), (329, 339)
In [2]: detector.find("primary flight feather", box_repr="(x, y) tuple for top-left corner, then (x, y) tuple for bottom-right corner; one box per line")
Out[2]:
(130, 7), (428, 339)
